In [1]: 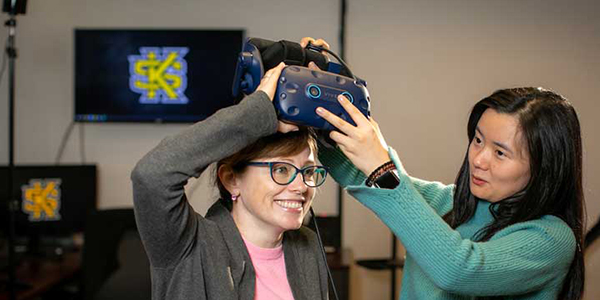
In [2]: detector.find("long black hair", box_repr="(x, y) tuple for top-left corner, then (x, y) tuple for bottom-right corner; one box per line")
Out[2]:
(443, 87), (585, 300)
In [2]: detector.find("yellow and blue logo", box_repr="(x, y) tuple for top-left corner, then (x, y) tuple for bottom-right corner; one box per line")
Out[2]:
(21, 179), (62, 222)
(128, 47), (189, 104)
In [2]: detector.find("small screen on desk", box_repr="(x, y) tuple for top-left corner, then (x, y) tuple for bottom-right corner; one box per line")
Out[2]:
(0, 165), (97, 238)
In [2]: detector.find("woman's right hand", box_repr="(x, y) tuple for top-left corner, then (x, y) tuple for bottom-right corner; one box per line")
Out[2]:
(300, 37), (390, 175)
(256, 62), (299, 133)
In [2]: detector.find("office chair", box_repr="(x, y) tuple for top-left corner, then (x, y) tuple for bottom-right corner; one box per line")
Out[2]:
(82, 208), (150, 300)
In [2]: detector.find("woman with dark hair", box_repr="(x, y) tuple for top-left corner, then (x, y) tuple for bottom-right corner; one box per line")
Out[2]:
(131, 62), (331, 300)
(310, 56), (585, 300)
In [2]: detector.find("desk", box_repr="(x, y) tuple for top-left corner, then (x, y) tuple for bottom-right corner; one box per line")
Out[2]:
(0, 251), (81, 300)
(3, 248), (340, 300)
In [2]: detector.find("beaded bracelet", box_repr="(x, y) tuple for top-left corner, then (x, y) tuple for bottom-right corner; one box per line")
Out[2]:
(366, 161), (396, 187)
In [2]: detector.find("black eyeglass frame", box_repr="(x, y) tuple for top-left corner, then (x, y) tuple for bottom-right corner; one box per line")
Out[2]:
(245, 161), (328, 187)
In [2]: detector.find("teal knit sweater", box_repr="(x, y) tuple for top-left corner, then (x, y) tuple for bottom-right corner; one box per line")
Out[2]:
(318, 145), (576, 299)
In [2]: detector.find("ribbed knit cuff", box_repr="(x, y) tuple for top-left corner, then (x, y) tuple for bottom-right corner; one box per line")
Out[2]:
(317, 142), (367, 188)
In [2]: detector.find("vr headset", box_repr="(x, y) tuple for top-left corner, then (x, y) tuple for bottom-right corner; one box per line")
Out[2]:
(232, 38), (370, 130)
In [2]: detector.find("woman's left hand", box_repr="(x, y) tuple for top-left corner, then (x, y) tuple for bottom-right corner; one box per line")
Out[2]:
(315, 96), (391, 175)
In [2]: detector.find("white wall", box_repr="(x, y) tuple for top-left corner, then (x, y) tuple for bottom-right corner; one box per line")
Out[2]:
(0, 0), (598, 299)
(344, 1), (600, 298)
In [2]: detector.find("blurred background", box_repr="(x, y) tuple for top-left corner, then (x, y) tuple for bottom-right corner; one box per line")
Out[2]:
(0, 0), (598, 299)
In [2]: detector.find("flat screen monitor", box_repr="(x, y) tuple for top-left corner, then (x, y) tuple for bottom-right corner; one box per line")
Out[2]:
(74, 29), (244, 123)
(0, 165), (97, 239)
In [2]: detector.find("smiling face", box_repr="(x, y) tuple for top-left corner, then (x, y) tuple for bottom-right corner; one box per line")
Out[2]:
(230, 147), (317, 239)
(468, 109), (531, 202)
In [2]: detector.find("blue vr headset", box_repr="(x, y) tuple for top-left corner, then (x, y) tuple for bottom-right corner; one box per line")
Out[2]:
(232, 38), (370, 130)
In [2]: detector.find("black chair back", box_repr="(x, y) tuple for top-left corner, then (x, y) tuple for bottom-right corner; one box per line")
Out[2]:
(82, 208), (150, 300)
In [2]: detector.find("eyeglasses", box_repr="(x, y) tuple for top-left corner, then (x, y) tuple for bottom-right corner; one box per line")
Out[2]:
(245, 161), (328, 187)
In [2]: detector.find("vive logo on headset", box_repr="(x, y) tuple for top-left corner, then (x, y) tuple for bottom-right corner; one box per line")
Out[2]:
(128, 47), (189, 104)
(322, 91), (340, 101)
(21, 179), (62, 222)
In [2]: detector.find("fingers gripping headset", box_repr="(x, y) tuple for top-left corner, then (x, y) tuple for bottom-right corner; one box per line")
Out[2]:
(232, 38), (371, 299)
(232, 38), (371, 131)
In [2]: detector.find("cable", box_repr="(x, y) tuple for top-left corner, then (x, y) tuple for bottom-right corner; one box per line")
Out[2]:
(307, 3), (347, 296)
(0, 36), (8, 86)
(306, 44), (356, 81)
(54, 121), (75, 164)
(309, 207), (340, 300)
(585, 216), (600, 250)
(54, 121), (87, 165)
(79, 122), (86, 164)
(339, 0), (347, 61)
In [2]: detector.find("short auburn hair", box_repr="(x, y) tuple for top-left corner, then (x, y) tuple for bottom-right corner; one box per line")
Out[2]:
(215, 127), (317, 208)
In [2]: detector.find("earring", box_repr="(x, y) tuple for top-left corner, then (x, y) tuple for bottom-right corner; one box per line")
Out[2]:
(231, 194), (239, 201)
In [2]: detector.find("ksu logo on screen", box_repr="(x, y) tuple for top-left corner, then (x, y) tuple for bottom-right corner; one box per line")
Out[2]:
(21, 179), (62, 222)
(128, 47), (190, 104)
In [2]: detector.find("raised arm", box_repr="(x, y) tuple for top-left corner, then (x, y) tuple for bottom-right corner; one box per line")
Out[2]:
(346, 149), (575, 295)
(314, 85), (574, 295)
(318, 144), (454, 216)
(131, 91), (278, 268)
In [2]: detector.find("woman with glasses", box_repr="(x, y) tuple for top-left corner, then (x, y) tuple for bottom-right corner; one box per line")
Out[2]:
(131, 62), (331, 300)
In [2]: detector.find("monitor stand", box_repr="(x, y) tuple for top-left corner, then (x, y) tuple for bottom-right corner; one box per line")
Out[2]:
(0, 237), (32, 292)
(24, 234), (75, 262)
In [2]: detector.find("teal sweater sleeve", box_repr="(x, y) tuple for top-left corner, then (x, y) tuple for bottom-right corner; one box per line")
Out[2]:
(318, 143), (454, 216)
(323, 146), (576, 296)
(316, 141), (367, 188)
(406, 176), (454, 216)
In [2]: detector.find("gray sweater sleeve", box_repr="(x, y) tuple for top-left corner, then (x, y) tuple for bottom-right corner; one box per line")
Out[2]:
(131, 91), (278, 268)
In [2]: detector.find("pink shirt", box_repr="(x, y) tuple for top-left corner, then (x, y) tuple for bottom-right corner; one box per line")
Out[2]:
(242, 237), (295, 300)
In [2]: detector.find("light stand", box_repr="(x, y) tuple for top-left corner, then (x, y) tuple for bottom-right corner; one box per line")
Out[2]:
(4, 12), (18, 300)
(3, 0), (27, 298)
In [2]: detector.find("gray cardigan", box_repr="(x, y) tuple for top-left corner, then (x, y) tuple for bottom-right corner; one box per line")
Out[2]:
(131, 91), (329, 300)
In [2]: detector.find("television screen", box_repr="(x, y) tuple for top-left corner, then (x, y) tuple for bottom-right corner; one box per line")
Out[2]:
(0, 165), (97, 237)
(74, 29), (244, 123)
